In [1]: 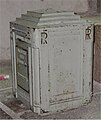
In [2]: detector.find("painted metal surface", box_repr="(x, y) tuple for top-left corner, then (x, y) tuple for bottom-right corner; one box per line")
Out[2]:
(10, 9), (93, 114)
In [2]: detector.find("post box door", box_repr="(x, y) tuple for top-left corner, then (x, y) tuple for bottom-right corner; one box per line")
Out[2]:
(16, 40), (29, 92)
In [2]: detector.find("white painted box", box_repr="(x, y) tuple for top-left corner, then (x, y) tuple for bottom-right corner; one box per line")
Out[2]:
(10, 9), (93, 114)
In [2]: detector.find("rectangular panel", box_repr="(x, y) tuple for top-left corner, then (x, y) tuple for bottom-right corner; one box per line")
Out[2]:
(16, 46), (29, 92)
(48, 28), (83, 104)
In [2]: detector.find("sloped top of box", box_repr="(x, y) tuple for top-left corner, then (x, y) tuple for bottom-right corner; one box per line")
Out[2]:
(11, 9), (87, 28)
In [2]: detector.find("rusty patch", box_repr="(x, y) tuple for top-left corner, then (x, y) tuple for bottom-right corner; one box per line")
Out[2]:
(94, 25), (101, 83)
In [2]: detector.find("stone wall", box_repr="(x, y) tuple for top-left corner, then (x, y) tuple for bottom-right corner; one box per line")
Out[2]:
(88, 0), (101, 14)
(97, 0), (101, 13)
(0, 0), (88, 60)
(88, 0), (97, 13)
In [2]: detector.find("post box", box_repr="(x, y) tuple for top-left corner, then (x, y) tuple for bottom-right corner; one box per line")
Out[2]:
(10, 9), (93, 114)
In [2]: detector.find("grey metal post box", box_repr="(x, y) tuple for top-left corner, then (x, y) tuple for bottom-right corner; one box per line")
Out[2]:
(10, 9), (93, 114)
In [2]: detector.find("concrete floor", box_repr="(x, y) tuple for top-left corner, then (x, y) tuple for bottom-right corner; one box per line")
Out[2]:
(0, 60), (101, 119)
(0, 87), (101, 119)
(0, 82), (101, 119)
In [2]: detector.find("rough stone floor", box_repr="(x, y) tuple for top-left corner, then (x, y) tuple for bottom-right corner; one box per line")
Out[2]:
(0, 61), (101, 119)
(0, 83), (100, 119)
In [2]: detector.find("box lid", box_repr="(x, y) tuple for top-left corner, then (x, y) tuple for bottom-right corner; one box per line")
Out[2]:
(11, 9), (88, 28)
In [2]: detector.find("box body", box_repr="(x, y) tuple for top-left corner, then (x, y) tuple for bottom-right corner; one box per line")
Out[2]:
(10, 10), (93, 114)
